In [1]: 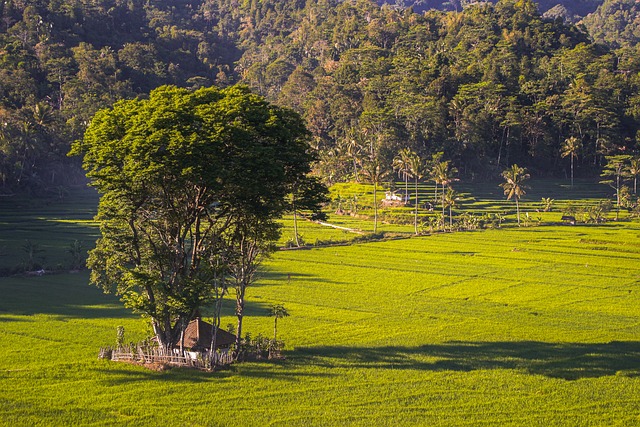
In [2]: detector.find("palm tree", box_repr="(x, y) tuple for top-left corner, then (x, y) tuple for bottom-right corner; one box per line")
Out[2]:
(600, 154), (631, 219)
(428, 152), (444, 203)
(432, 160), (458, 219)
(561, 136), (581, 187)
(500, 164), (530, 226)
(443, 187), (459, 229)
(393, 148), (414, 204)
(408, 153), (423, 234)
(269, 304), (289, 342)
(362, 155), (387, 233)
(344, 129), (363, 182)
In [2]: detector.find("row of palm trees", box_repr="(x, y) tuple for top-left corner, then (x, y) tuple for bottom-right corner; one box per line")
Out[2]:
(390, 148), (462, 234)
(384, 148), (532, 231)
(560, 136), (640, 191)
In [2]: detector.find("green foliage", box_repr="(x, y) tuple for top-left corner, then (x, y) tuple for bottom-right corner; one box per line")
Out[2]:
(541, 197), (555, 212)
(1, 0), (640, 195)
(71, 84), (321, 350)
(582, 0), (640, 48)
(500, 164), (530, 225)
(116, 326), (125, 347)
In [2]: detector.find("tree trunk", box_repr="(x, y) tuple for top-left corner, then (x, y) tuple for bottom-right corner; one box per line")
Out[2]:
(293, 196), (299, 247)
(570, 155), (574, 187)
(516, 197), (520, 226)
(210, 290), (224, 356)
(234, 294), (245, 359)
(373, 182), (378, 233)
(414, 177), (419, 235)
(273, 317), (278, 342)
(441, 186), (446, 223)
(404, 174), (409, 205)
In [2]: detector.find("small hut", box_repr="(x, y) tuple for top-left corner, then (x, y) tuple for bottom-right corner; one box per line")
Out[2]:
(181, 317), (236, 352)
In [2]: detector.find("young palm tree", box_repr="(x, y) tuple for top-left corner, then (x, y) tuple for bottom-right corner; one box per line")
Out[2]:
(408, 153), (423, 234)
(561, 136), (581, 187)
(500, 164), (530, 226)
(392, 148), (414, 204)
(443, 187), (458, 229)
(269, 304), (290, 342)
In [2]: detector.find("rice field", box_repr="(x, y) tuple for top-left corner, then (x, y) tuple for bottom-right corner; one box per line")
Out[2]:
(1, 181), (639, 426)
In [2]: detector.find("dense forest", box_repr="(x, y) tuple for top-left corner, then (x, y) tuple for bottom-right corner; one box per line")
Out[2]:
(1, 0), (640, 194)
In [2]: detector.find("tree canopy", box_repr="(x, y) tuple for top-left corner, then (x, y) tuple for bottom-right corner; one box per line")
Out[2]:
(2, 0), (640, 194)
(70, 84), (323, 351)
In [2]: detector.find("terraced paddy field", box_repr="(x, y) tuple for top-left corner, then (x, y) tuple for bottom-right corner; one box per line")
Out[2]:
(1, 183), (639, 426)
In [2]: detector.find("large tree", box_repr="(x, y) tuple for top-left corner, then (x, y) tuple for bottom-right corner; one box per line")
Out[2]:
(71, 85), (321, 352)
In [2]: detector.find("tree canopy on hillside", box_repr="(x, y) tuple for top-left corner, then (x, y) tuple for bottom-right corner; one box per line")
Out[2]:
(2, 0), (640, 193)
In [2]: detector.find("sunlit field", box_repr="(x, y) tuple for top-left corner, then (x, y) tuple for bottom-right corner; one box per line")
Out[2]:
(1, 181), (639, 426)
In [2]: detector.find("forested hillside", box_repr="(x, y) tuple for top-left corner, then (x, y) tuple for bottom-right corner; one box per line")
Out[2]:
(581, 0), (640, 48)
(1, 0), (639, 194)
(383, 0), (602, 21)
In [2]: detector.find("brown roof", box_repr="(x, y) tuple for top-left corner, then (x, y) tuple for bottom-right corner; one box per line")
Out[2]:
(182, 318), (236, 350)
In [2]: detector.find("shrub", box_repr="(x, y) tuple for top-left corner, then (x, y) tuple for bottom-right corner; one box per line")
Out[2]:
(237, 333), (285, 361)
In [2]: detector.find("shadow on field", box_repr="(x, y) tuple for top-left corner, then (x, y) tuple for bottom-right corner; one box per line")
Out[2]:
(0, 273), (135, 319)
(257, 270), (345, 286)
(292, 341), (640, 380)
(96, 360), (337, 385)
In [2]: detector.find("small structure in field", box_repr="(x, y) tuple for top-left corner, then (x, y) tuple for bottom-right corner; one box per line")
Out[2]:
(561, 215), (576, 225)
(181, 317), (236, 353)
(105, 317), (237, 369)
(383, 190), (408, 206)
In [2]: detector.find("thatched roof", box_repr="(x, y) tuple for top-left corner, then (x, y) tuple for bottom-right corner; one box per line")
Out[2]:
(182, 318), (236, 351)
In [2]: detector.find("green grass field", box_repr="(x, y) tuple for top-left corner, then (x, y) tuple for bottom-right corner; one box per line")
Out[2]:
(1, 181), (639, 426)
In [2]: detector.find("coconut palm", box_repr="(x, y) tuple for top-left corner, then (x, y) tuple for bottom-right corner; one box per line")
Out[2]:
(600, 154), (631, 219)
(432, 160), (458, 218)
(269, 304), (289, 342)
(407, 153), (423, 234)
(393, 148), (414, 204)
(344, 128), (363, 182)
(443, 187), (459, 229)
(362, 154), (387, 233)
(500, 164), (530, 226)
(428, 152), (444, 203)
(561, 136), (581, 187)
(628, 157), (640, 194)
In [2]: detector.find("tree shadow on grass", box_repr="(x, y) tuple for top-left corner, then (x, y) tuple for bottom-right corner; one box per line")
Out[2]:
(0, 273), (136, 320)
(291, 341), (640, 380)
(95, 359), (337, 385)
(255, 270), (346, 287)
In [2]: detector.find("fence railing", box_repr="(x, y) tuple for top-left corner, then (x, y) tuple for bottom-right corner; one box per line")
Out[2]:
(99, 345), (233, 369)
